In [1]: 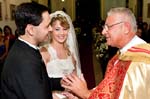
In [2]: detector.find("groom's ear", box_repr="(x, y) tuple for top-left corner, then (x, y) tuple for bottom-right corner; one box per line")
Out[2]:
(25, 24), (34, 36)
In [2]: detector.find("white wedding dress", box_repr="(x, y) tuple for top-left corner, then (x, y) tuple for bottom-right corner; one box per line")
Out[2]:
(46, 44), (75, 78)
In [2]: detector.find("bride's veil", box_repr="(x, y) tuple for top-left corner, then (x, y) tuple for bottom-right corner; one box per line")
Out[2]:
(50, 11), (82, 76)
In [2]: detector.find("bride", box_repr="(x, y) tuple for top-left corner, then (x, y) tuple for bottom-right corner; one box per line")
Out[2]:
(40, 11), (81, 99)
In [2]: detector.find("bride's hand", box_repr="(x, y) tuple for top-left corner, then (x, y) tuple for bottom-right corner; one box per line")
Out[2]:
(62, 91), (79, 99)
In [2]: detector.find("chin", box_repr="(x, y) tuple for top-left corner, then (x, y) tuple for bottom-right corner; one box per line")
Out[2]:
(106, 42), (111, 46)
(58, 39), (66, 43)
(44, 36), (49, 41)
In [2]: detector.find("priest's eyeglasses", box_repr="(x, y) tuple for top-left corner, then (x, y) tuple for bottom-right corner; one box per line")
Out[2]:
(103, 22), (124, 30)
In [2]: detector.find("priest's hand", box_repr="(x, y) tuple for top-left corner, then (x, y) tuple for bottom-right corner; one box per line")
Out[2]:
(61, 73), (91, 99)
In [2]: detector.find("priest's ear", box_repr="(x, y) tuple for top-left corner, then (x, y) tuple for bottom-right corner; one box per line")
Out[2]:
(123, 22), (131, 34)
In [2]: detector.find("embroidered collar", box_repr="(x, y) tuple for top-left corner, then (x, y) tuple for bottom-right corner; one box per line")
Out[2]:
(120, 35), (146, 54)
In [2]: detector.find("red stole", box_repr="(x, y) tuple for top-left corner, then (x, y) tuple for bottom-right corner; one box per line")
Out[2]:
(89, 54), (131, 99)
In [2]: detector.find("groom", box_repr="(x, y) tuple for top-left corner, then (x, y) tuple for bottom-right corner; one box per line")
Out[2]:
(1, 2), (52, 99)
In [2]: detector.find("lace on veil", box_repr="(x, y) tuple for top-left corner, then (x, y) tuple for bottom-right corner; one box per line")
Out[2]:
(50, 11), (82, 76)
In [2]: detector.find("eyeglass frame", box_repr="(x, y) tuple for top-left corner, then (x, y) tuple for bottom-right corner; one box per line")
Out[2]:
(103, 21), (124, 30)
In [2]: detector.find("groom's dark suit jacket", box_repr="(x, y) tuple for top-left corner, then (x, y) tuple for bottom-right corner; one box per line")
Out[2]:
(1, 39), (52, 99)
